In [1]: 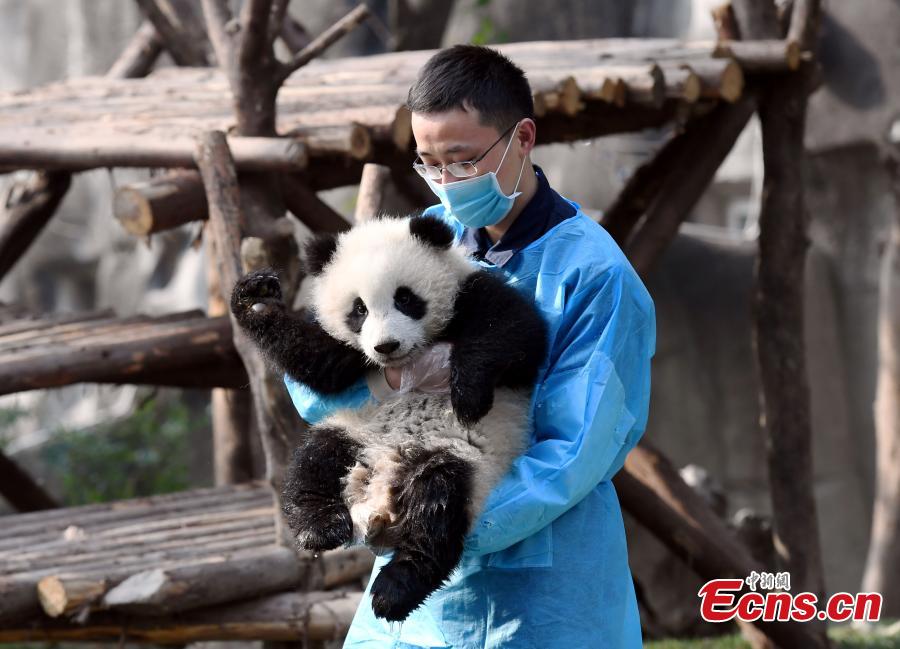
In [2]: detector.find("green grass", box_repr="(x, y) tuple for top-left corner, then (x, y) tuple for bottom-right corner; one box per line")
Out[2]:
(647, 622), (900, 648)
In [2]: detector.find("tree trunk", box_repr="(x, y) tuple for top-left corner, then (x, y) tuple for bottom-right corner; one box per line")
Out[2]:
(860, 146), (900, 617)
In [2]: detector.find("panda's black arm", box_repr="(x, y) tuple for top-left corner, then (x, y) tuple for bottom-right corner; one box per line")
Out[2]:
(230, 270), (370, 395)
(441, 271), (549, 426)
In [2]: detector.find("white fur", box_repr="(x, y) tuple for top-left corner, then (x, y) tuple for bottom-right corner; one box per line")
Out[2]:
(310, 217), (475, 366)
(321, 388), (531, 546)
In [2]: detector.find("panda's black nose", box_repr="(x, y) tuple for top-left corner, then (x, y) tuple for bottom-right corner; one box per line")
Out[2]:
(374, 340), (400, 354)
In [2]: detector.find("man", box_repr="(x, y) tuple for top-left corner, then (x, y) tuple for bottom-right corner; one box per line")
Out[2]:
(286, 44), (655, 648)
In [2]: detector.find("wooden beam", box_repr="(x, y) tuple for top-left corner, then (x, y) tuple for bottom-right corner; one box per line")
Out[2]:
(602, 93), (756, 270)
(280, 176), (352, 234)
(0, 135), (308, 173)
(135, 0), (212, 66)
(354, 163), (392, 223)
(107, 21), (164, 79)
(733, 2), (830, 647)
(114, 170), (208, 236)
(0, 591), (361, 643)
(101, 547), (304, 615)
(614, 443), (829, 649)
(0, 171), (71, 282)
(0, 451), (59, 512)
(861, 144), (900, 618)
(194, 131), (300, 546)
(0, 312), (246, 396)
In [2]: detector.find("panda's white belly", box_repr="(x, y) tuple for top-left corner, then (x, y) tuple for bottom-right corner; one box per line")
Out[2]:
(318, 388), (532, 546)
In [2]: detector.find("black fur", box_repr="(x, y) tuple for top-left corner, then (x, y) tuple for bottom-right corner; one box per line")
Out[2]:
(440, 270), (548, 426)
(370, 447), (473, 621)
(282, 426), (361, 551)
(394, 286), (427, 320)
(230, 269), (369, 394)
(345, 297), (367, 334)
(303, 234), (339, 275)
(409, 214), (455, 250)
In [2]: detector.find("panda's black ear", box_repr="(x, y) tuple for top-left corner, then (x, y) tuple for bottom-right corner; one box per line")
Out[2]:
(303, 234), (338, 275)
(410, 215), (454, 250)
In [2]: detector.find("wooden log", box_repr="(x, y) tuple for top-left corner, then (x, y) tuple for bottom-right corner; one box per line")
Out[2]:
(278, 4), (372, 82)
(0, 171), (71, 282)
(0, 451), (58, 512)
(678, 58), (744, 103)
(135, 0), (212, 66)
(280, 176), (351, 234)
(861, 146), (900, 617)
(619, 64), (665, 108)
(625, 93), (757, 276)
(735, 2), (829, 647)
(9, 532), (275, 583)
(529, 75), (582, 116)
(0, 313), (244, 397)
(195, 131), (300, 547)
(107, 21), (164, 80)
(0, 577), (40, 625)
(6, 509), (274, 570)
(319, 546), (374, 589)
(114, 170), (208, 236)
(659, 66), (701, 103)
(711, 2), (741, 40)
(289, 123), (372, 160)
(714, 39), (801, 71)
(38, 576), (108, 618)
(0, 591), (362, 643)
(0, 483), (267, 541)
(279, 15), (312, 54)
(0, 135), (308, 173)
(0, 308), (113, 338)
(614, 443), (830, 649)
(354, 163), (392, 223)
(102, 546), (305, 615)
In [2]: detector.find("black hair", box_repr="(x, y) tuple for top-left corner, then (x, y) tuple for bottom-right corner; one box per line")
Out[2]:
(406, 44), (534, 136)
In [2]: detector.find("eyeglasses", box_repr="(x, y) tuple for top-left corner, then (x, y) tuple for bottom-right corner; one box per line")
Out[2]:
(412, 122), (517, 181)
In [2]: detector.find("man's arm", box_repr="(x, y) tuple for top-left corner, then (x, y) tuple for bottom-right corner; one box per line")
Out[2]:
(463, 264), (656, 556)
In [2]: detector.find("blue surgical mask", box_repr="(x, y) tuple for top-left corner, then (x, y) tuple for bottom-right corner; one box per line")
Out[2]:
(424, 124), (527, 228)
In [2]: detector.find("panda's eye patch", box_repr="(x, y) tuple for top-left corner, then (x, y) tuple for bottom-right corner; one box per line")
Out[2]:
(346, 297), (368, 334)
(394, 286), (426, 320)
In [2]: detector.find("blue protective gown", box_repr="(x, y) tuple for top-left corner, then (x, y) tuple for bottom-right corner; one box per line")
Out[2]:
(285, 200), (656, 648)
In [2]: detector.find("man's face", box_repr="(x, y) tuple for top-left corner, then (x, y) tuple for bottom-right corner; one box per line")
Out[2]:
(411, 108), (524, 193)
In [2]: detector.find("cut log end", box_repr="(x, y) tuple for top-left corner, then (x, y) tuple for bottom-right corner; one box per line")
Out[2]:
(719, 60), (745, 102)
(113, 187), (153, 236)
(37, 576), (107, 618)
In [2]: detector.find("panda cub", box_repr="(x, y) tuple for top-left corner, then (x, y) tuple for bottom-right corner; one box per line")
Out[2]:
(230, 214), (548, 622)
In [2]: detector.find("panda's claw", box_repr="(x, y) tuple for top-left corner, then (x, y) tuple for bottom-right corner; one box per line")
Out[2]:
(231, 269), (285, 319)
(370, 559), (432, 622)
(288, 503), (353, 552)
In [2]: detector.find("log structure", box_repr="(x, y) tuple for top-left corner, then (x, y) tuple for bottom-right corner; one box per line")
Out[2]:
(0, 482), (374, 636)
(0, 3), (830, 646)
(0, 38), (773, 179)
(0, 310), (246, 396)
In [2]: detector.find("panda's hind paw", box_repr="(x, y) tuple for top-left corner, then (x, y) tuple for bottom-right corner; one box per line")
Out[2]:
(370, 559), (433, 622)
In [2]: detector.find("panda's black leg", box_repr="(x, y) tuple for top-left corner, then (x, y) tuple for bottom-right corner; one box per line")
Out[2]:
(370, 448), (473, 622)
(282, 426), (361, 552)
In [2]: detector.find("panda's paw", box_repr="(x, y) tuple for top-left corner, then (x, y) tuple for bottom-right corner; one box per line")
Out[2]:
(286, 502), (353, 552)
(370, 559), (431, 622)
(450, 380), (494, 428)
(230, 269), (284, 320)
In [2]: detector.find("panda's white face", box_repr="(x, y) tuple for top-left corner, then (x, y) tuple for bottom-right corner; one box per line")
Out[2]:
(309, 217), (474, 367)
